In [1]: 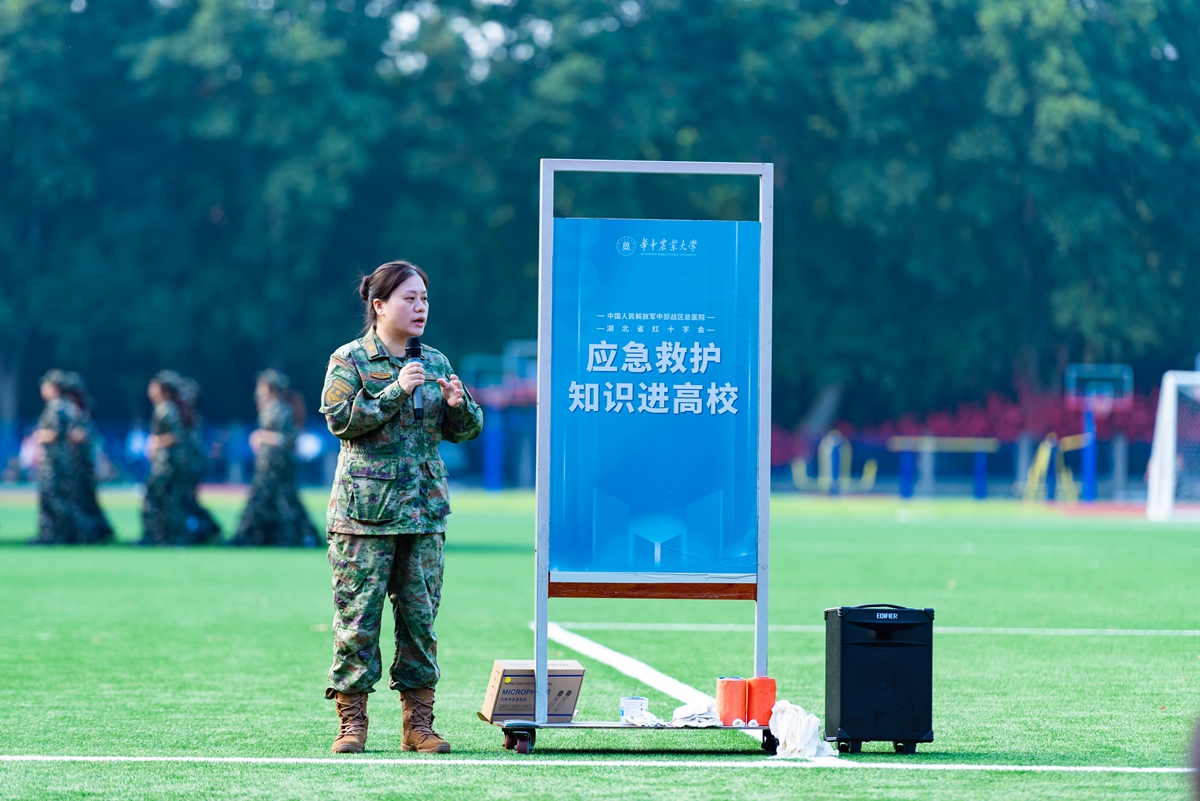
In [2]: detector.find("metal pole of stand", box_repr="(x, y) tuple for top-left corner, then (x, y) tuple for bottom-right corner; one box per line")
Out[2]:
(534, 161), (554, 727)
(755, 165), (773, 681)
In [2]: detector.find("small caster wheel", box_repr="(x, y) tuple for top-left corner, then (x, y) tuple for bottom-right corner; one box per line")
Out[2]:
(894, 741), (917, 755)
(761, 732), (778, 755)
(503, 731), (517, 750)
(837, 740), (850, 753)
(514, 732), (534, 754)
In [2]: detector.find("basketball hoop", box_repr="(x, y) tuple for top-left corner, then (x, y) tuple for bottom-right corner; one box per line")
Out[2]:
(1065, 364), (1133, 505)
(1065, 364), (1133, 417)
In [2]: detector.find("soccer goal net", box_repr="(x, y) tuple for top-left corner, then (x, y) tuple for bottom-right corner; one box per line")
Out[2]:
(1147, 371), (1200, 521)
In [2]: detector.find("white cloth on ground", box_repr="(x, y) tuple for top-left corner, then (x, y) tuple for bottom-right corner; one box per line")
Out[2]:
(670, 701), (722, 728)
(768, 700), (839, 759)
(621, 709), (667, 727)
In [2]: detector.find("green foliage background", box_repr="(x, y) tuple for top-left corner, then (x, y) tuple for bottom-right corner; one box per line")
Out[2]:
(2, 0), (1197, 427)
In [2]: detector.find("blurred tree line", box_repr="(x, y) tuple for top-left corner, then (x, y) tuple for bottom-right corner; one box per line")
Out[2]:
(2, 0), (1197, 441)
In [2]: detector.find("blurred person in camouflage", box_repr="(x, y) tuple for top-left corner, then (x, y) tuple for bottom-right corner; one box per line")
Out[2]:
(60, 372), (114, 544)
(29, 370), (90, 544)
(231, 369), (318, 547)
(140, 371), (198, 545)
(178, 377), (221, 544)
(320, 261), (482, 755)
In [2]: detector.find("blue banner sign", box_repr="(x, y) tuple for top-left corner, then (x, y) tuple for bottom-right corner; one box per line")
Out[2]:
(549, 218), (761, 574)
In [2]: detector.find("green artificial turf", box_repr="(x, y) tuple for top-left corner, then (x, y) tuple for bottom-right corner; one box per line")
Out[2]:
(0, 489), (1197, 799)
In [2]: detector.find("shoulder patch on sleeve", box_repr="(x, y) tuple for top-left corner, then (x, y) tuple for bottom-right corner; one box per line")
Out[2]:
(324, 377), (355, 407)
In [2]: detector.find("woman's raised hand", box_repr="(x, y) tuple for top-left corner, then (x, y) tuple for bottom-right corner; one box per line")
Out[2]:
(398, 361), (426, 394)
(438, 374), (466, 408)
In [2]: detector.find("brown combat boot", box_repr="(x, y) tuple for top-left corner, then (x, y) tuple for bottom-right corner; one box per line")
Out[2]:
(400, 688), (451, 753)
(326, 688), (369, 753)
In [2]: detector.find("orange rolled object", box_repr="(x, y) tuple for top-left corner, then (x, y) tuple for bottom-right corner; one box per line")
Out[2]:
(746, 676), (776, 726)
(716, 677), (748, 726)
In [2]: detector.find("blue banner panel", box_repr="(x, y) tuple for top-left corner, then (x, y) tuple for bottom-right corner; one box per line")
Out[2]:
(549, 218), (760, 574)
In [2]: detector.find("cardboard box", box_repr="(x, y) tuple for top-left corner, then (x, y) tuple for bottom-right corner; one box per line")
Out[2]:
(478, 660), (585, 724)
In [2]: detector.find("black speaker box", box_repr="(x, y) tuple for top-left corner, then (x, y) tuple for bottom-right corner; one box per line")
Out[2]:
(824, 604), (934, 754)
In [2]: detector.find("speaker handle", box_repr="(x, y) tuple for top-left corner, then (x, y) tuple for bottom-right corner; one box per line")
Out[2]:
(851, 604), (907, 610)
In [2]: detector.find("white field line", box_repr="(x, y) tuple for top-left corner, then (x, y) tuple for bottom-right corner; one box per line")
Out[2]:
(557, 622), (1200, 637)
(3, 626), (1191, 776)
(540, 623), (1193, 775)
(541, 622), (762, 745)
(0, 755), (1191, 773)
(543, 623), (715, 708)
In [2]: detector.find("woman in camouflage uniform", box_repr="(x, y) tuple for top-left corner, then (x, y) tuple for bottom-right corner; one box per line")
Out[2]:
(30, 370), (88, 544)
(321, 261), (483, 755)
(60, 372), (114, 544)
(231, 369), (318, 547)
(139, 371), (195, 546)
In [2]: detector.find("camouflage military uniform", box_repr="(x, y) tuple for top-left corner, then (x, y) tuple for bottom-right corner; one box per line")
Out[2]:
(33, 396), (88, 544)
(140, 398), (193, 546)
(233, 396), (319, 547)
(321, 328), (483, 693)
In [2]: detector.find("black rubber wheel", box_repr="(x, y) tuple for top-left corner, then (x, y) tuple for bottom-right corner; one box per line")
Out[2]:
(514, 734), (534, 755)
(900, 741), (917, 755)
(761, 732), (779, 755)
(503, 731), (517, 750)
(837, 740), (850, 753)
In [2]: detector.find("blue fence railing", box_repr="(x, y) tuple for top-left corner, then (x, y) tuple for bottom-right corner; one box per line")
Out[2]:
(0, 415), (1153, 497)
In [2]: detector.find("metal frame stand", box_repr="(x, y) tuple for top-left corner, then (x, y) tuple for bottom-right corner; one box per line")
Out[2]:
(520, 159), (773, 751)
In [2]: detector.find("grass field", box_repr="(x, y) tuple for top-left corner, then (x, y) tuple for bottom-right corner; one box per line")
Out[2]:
(1, 487), (1198, 799)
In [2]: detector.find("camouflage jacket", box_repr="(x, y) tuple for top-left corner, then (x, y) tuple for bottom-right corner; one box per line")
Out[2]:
(149, 399), (185, 473)
(255, 397), (295, 472)
(260, 398), (295, 444)
(63, 399), (98, 477)
(320, 328), (483, 535)
(37, 398), (78, 478)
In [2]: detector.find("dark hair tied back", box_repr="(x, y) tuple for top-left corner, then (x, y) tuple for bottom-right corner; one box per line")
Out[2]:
(360, 260), (428, 332)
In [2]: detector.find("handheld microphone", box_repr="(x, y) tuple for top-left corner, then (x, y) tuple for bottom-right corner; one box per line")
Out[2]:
(404, 336), (423, 421)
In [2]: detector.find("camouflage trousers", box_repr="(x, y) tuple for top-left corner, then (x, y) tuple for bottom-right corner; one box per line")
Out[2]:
(141, 454), (191, 545)
(36, 475), (91, 545)
(233, 455), (317, 547)
(327, 531), (445, 694)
